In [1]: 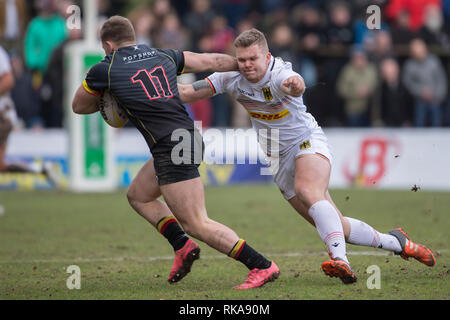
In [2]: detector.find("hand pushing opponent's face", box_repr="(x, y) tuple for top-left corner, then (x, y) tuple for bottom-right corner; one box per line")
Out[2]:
(235, 44), (271, 83)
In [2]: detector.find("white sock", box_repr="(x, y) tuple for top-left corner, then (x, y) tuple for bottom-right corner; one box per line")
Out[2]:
(308, 200), (348, 263)
(346, 217), (402, 253)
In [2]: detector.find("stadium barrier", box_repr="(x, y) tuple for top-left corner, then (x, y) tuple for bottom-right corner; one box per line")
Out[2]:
(2, 128), (450, 191)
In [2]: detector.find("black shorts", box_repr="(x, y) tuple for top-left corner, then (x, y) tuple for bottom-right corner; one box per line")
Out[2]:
(152, 129), (204, 186)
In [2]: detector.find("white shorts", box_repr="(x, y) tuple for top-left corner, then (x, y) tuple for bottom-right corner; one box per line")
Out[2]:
(267, 128), (333, 200)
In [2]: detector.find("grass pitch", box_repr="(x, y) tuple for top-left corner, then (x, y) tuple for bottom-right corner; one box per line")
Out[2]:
(0, 185), (449, 300)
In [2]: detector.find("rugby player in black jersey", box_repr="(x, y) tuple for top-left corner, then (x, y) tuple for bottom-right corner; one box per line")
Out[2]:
(72, 16), (279, 289)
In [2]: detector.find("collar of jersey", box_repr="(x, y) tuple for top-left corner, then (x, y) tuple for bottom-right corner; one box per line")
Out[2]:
(116, 44), (140, 52)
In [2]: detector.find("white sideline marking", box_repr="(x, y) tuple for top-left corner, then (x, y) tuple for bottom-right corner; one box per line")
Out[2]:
(0, 250), (445, 264)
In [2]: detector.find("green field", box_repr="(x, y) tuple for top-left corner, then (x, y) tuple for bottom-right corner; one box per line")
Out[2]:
(0, 185), (449, 300)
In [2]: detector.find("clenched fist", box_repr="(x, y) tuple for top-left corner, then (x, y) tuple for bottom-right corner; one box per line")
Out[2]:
(281, 76), (306, 97)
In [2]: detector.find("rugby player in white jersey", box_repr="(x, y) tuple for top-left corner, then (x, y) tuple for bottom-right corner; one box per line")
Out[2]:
(178, 28), (436, 284)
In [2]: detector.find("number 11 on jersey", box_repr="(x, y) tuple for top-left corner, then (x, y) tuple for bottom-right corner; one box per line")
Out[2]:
(131, 66), (174, 101)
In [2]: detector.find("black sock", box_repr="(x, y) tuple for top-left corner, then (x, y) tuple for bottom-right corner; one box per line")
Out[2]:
(228, 239), (271, 270)
(156, 216), (188, 251)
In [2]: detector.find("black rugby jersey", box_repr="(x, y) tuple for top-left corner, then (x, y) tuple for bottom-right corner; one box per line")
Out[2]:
(84, 44), (194, 150)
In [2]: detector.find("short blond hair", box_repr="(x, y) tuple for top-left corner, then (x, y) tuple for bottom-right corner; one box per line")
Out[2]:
(100, 15), (136, 45)
(234, 28), (269, 53)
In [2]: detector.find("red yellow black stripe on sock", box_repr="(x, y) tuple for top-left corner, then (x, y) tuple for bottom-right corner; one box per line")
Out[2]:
(228, 239), (246, 259)
(157, 215), (178, 234)
(156, 215), (188, 251)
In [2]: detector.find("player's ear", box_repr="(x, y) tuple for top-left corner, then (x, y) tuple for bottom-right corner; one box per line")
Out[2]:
(102, 41), (114, 55)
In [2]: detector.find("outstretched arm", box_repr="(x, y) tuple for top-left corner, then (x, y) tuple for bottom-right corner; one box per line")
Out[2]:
(280, 75), (306, 97)
(183, 52), (238, 74)
(178, 79), (215, 104)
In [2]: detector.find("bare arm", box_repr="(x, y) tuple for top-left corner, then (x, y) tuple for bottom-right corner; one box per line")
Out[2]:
(280, 75), (306, 97)
(178, 79), (215, 103)
(0, 71), (14, 96)
(72, 85), (100, 114)
(183, 51), (238, 74)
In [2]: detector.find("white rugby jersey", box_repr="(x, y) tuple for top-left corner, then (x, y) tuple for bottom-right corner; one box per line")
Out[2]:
(0, 45), (17, 124)
(0, 45), (12, 106)
(207, 56), (319, 155)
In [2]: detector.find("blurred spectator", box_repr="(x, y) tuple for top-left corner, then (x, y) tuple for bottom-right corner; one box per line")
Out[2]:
(366, 30), (395, 126)
(269, 23), (300, 71)
(183, 0), (216, 49)
(419, 3), (449, 47)
(43, 27), (82, 128)
(389, 10), (417, 46)
(0, 0), (29, 53)
(287, 4), (322, 123)
(210, 15), (235, 54)
(370, 30), (394, 63)
(10, 51), (42, 128)
(337, 47), (378, 127)
(326, 1), (354, 48)
(385, 0), (441, 32)
(155, 12), (190, 50)
(36, 0), (77, 128)
(402, 38), (448, 127)
(24, 0), (67, 74)
(259, 6), (289, 35)
(152, 0), (172, 24)
(235, 17), (256, 34)
(293, 4), (326, 55)
(291, 4), (323, 86)
(379, 58), (411, 126)
(323, 1), (354, 126)
(128, 6), (155, 46)
(24, 0), (67, 131)
(361, 26), (392, 62)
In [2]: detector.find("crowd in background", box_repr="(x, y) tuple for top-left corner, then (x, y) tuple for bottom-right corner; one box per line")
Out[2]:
(1, 0), (450, 129)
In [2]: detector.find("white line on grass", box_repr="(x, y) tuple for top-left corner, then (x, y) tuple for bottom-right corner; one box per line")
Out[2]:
(0, 249), (446, 264)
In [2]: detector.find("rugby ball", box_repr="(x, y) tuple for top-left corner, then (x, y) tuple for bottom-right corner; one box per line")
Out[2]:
(97, 90), (128, 128)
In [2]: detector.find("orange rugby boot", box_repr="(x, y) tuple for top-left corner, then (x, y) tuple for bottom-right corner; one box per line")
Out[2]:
(389, 228), (436, 267)
(321, 257), (358, 284)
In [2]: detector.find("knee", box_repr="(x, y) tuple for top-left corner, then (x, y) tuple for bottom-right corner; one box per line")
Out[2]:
(126, 183), (152, 211)
(179, 217), (208, 240)
(295, 185), (322, 208)
(126, 184), (138, 208)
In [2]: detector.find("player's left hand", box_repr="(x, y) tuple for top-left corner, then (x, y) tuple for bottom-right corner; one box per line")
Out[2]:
(281, 76), (305, 97)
